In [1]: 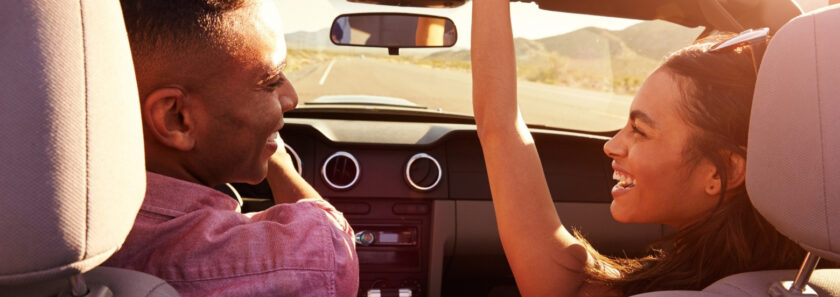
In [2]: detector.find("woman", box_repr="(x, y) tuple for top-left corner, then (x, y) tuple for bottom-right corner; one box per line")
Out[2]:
(471, 1), (805, 296)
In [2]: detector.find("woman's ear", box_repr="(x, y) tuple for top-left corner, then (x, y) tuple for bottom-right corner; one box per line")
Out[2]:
(141, 87), (196, 151)
(704, 152), (747, 197)
(704, 168), (723, 197)
(726, 153), (747, 191)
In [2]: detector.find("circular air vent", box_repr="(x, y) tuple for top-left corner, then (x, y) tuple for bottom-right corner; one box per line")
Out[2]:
(284, 143), (302, 175)
(321, 151), (360, 190)
(405, 153), (442, 192)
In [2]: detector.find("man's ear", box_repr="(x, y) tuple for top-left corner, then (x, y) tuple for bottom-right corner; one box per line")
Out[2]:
(141, 87), (197, 151)
(704, 152), (747, 197)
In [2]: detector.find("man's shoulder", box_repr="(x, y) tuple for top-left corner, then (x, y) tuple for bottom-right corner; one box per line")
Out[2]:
(109, 175), (358, 297)
(112, 199), (345, 276)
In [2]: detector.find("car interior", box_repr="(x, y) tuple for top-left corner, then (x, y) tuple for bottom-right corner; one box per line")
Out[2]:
(1, 0), (838, 297)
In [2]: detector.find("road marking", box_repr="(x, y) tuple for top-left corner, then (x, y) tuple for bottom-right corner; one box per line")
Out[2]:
(319, 59), (336, 85)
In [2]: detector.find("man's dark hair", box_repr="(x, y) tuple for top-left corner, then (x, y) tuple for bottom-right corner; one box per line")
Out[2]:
(120, 0), (249, 53)
(119, 0), (253, 95)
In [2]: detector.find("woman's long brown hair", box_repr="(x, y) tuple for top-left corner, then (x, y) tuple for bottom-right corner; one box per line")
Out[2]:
(582, 34), (806, 295)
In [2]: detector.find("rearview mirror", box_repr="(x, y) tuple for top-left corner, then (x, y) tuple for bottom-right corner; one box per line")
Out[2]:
(347, 0), (466, 8)
(330, 13), (457, 54)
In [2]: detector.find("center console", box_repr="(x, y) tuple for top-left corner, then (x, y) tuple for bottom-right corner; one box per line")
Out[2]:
(333, 199), (432, 297)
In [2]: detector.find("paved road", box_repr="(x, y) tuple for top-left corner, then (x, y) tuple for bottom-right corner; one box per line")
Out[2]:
(287, 57), (632, 132)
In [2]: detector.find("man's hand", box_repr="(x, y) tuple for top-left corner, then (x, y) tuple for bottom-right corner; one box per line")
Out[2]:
(268, 136), (298, 174)
(266, 136), (321, 204)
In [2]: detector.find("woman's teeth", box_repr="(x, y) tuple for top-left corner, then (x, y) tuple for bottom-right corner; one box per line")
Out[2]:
(613, 171), (636, 188)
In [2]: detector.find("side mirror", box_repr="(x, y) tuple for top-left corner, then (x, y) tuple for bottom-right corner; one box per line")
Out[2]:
(330, 13), (457, 55)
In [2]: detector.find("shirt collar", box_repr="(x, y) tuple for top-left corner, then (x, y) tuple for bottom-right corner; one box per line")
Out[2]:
(143, 171), (241, 217)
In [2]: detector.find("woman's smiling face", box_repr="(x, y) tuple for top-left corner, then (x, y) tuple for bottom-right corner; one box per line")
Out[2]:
(603, 68), (720, 229)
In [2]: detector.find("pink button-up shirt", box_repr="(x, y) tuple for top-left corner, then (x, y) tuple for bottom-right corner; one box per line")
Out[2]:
(105, 172), (359, 297)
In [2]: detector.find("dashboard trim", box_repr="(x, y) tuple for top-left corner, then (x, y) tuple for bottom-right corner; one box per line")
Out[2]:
(405, 153), (443, 192)
(284, 143), (303, 175)
(321, 151), (361, 190)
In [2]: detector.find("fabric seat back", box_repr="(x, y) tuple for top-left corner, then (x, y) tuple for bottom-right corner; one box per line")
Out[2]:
(0, 0), (175, 296)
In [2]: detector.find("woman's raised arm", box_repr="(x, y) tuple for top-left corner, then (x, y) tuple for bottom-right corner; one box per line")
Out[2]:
(471, 1), (614, 296)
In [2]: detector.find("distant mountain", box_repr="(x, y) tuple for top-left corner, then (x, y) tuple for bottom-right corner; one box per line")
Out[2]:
(427, 49), (470, 61)
(425, 38), (550, 62)
(425, 26), (628, 62)
(614, 20), (702, 60)
(423, 20), (702, 93)
(427, 21), (701, 64)
(514, 37), (549, 60)
(535, 27), (626, 59)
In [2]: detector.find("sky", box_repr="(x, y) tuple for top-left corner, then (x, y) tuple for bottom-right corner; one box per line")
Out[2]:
(273, 0), (642, 48)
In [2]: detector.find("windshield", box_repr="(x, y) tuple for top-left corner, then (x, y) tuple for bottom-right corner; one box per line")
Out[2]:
(276, 0), (703, 132)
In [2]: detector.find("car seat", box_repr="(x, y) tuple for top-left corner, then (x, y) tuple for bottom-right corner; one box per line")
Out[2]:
(632, 4), (840, 297)
(0, 0), (178, 296)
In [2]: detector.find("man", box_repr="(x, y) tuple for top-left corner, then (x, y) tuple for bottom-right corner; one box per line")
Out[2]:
(104, 0), (359, 296)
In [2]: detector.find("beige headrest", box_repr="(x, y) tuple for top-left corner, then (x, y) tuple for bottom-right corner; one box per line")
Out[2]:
(747, 4), (840, 262)
(0, 0), (146, 285)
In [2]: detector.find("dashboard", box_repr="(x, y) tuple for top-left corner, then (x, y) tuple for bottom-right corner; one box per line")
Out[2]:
(229, 117), (666, 297)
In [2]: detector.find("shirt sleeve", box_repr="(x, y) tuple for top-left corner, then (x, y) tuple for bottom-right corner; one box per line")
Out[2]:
(248, 199), (360, 297)
(249, 198), (354, 239)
